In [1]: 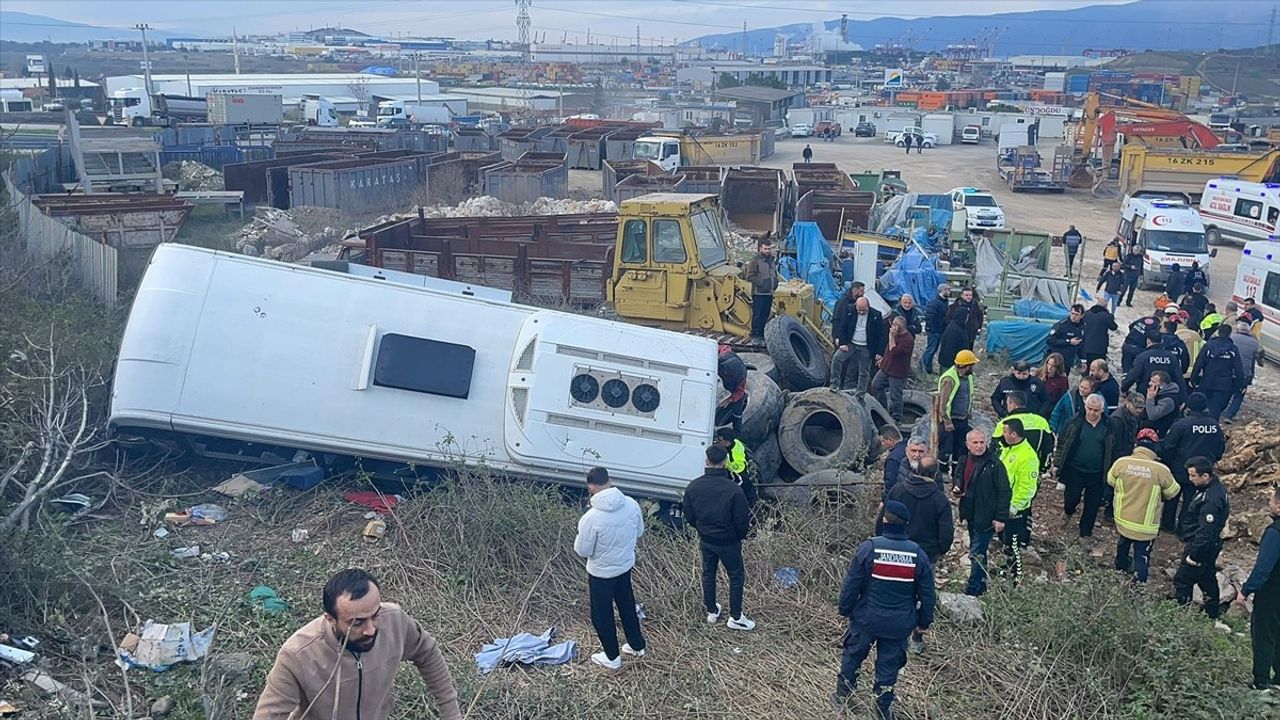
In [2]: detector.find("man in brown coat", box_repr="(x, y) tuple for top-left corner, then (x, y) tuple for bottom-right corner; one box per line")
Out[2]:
(253, 569), (462, 720)
(744, 240), (778, 340)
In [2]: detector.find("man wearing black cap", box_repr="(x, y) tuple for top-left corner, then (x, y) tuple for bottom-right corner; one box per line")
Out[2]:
(1046, 304), (1086, 371)
(990, 361), (1046, 419)
(1121, 313), (1162, 374)
(1174, 457), (1230, 619)
(1123, 332), (1185, 399)
(1158, 392), (1225, 532)
(834, 501), (936, 720)
(1190, 324), (1245, 421)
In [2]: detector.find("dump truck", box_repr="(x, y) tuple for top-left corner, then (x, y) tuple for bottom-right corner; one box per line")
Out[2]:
(342, 193), (828, 354)
(722, 167), (787, 238)
(109, 244), (718, 503)
(109, 89), (208, 127)
(632, 133), (764, 172)
(1118, 146), (1280, 201)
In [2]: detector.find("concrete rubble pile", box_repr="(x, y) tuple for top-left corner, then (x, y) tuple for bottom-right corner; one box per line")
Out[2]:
(234, 207), (348, 263)
(162, 161), (224, 191)
(1217, 419), (1280, 544)
(419, 196), (617, 219)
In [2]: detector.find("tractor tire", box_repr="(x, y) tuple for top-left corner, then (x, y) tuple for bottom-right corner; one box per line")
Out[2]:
(855, 393), (891, 459)
(764, 315), (828, 391)
(748, 433), (781, 487)
(912, 409), (995, 452)
(778, 388), (872, 475)
(768, 468), (875, 507)
(740, 371), (783, 447)
(899, 390), (934, 433)
(740, 352), (780, 385)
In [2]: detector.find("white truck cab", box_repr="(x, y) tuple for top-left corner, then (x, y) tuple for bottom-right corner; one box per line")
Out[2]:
(633, 136), (682, 172)
(1233, 241), (1280, 363)
(1199, 179), (1280, 246)
(1117, 196), (1216, 288)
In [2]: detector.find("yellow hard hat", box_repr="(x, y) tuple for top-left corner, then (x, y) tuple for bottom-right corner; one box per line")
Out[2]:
(954, 349), (979, 366)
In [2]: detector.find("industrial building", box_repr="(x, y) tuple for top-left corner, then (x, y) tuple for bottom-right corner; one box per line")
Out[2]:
(711, 86), (806, 125)
(678, 61), (833, 89)
(441, 87), (583, 113)
(103, 74), (439, 104)
(530, 42), (679, 64)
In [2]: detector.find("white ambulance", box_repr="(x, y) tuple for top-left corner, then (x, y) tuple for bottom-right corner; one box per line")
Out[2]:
(1199, 179), (1280, 246)
(1232, 241), (1280, 363)
(1116, 196), (1216, 289)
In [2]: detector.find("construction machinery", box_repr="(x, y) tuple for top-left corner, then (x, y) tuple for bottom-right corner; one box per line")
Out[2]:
(343, 193), (829, 351)
(1071, 91), (1220, 190)
(1118, 146), (1280, 201)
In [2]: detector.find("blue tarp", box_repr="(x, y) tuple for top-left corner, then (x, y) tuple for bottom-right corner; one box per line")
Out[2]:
(779, 221), (841, 312)
(985, 319), (1053, 363)
(360, 66), (398, 76)
(878, 247), (946, 305)
(1012, 298), (1069, 321)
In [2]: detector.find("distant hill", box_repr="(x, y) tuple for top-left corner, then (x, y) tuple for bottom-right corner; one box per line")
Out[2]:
(0, 11), (175, 43)
(690, 1), (1273, 56)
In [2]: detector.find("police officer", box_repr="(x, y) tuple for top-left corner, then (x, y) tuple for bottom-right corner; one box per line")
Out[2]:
(990, 361), (1046, 419)
(1189, 324), (1245, 420)
(1122, 332), (1186, 399)
(1174, 456), (1231, 619)
(1046, 304), (1086, 371)
(1121, 314), (1162, 374)
(993, 390), (1054, 469)
(1158, 392), (1225, 533)
(834, 500), (936, 720)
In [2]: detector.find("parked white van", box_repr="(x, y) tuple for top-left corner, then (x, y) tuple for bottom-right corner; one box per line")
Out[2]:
(1199, 179), (1280, 246)
(1232, 241), (1280, 363)
(1117, 196), (1216, 288)
(110, 245), (718, 502)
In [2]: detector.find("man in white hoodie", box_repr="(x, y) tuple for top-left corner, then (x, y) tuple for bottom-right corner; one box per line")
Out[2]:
(574, 467), (647, 669)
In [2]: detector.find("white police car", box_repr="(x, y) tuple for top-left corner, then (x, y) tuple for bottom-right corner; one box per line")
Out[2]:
(949, 187), (1006, 230)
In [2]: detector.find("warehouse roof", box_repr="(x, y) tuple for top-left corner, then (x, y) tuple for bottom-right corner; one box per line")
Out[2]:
(712, 86), (802, 103)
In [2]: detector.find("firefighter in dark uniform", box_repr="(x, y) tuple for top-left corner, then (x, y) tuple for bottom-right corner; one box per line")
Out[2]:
(1174, 456), (1231, 618)
(833, 500), (936, 720)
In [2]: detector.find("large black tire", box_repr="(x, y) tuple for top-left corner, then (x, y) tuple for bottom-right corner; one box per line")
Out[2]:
(739, 352), (780, 385)
(764, 315), (828, 391)
(1205, 226), (1223, 246)
(748, 433), (781, 487)
(912, 409), (995, 452)
(899, 389), (933, 433)
(740, 371), (783, 447)
(855, 393), (889, 460)
(778, 388), (872, 475)
(769, 468), (876, 507)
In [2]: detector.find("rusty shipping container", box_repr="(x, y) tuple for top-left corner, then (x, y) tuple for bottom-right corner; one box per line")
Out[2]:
(602, 159), (665, 202)
(483, 152), (567, 204)
(722, 167), (786, 238)
(795, 189), (878, 245)
(223, 152), (347, 203)
(677, 165), (726, 195)
(288, 157), (423, 213)
(453, 127), (493, 151)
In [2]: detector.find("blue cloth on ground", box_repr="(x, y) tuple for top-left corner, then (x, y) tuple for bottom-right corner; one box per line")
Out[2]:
(474, 628), (577, 673)
(984, 319), (1053, 363)
(779, 221), (841, 312)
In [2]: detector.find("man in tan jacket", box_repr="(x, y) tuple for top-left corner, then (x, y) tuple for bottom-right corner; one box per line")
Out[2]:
(253, 569), (462, 720)
(1107, 429), (1180, 584)
(743, 240), (778, 340)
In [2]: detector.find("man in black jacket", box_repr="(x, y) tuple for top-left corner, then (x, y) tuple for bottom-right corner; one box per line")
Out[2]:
(832, 293), (886, 393)
(887, 293), (923, 338)
(1121, 244), (1144, 307)
(954, 430), (1010, 597)
(1190, 324), (1245, 420)
(1174, 456), (1231, 619)
(1181, 283), (1209, 328)
(882, 457), (954, 564)
(1046, 304), (1086, 371)
(1141, 371), (1183, 438)
(682, 446), (754, 631)
(990, 361), (1046, 418)
(1054, 394), (1126, 538)
(1165, 263), (1186, 302)
(921, 282), (951, 374)
(948, 286), (984, 347)
(1158, 392), (1225, 532)
(1089, 359), (1121, 409)
(1081, 299), (1118, 365)
(1185, 260), (1209, 291)
(1160, 321), (1191, 377)
(1096, 260), (1127, 315)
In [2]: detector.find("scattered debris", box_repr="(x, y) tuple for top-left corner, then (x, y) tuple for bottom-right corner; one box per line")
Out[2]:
(164, 503), (228, 526)
(362, 519), (387, 542)
(21, 669), (101, 708)
(773, 567), (800, 589)
(234, 207), (348, 263)
(117, 621), (217, 672)
(50, 493), (92, 514)
(938, 592), (984, 623)
(153, 527), (170, 539)
(290, 528), (309, 544)
(162, 161), (224, 191)
(170, 545), (200, 559)
(0, 700), (18, 715)
(206, 652), (256, 682)
(474, 628), (577, 674)
(0, 644), (35, 665)
(248, 586), (290, 614)
(212, 474), (266, 499)
(344, 491), (399, 515)
(418, 196), (617, 219)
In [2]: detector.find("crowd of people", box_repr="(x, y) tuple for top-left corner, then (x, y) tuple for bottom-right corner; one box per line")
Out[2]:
(248, 241), (1280, 720)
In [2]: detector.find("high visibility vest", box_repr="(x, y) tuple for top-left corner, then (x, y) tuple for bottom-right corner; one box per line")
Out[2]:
(938, 366), (973, 418)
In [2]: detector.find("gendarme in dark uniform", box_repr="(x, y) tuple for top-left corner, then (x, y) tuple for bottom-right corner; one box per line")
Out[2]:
(833, 500), (936, 720)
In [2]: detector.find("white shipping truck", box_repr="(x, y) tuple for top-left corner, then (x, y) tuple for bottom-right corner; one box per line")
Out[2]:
(109, 245), (718, 502)
(109, 89), (208, 126)
(300, 96), (339, 127)
(376, 99), (451, 126)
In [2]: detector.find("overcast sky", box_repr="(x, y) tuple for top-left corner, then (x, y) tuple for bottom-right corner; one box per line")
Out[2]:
(5, 0), (1135, 42)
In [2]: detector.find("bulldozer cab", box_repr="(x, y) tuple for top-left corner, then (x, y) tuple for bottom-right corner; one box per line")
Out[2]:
(609, 193), (733, 325)
(609, 193), (826, 345)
